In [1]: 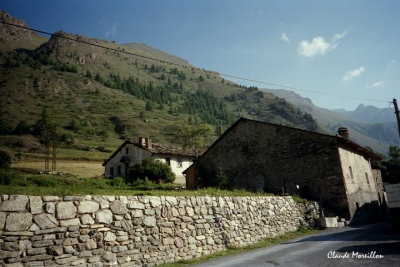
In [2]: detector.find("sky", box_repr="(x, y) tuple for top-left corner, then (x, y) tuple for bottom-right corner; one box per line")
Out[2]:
(1, 0), (399, 111)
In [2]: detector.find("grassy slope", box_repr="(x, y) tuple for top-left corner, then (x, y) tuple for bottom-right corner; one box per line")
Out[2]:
(1, 35), (317, 141)
(0, 11), (321, 179)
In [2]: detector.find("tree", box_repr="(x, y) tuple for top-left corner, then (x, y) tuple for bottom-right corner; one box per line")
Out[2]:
(176, 122), (213, 156)
(109, 116), (126, 136)
(33, 108), (50, 137)
(0, 150), (11, 169)
(0, 119), (12, 135)
(128, 158), (175, 184)
(86, 70), (92, 79)
(382, 145), (400, 184)
(13, 121), (30, 135)
(145, 101), (153, 111)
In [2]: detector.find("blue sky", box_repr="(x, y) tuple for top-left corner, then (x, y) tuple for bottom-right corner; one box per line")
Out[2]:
(1, 0), (399, 111)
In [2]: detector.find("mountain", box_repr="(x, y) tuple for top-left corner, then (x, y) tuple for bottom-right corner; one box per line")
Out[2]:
(333, 104), (395, 123)
(0, 10), (48, 51)
(263, 89), (400, 154)
(0, 10), (320, 157)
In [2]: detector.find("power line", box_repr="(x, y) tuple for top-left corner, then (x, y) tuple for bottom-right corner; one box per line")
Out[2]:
(0, 21), (192, 69)
(218, 73), (388, 103)
(0, 20), (390, 104)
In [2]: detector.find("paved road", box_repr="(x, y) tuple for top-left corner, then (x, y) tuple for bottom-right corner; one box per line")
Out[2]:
(192, 222), (400, 267)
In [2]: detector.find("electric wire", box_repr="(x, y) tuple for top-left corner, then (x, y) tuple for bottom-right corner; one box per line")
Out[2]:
(0, 20), (390, 104)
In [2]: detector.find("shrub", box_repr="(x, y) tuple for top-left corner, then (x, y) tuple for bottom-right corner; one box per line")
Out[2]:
(0, 119), (12, 135)
(0, 150), (11, 169)
(96, 146), (112, 153)
(128, 158), (175, 184)
(215, 167), (229, 189)
(13, 121), (31, 135)
(0, 169), (11, 185)
(109, 177), (125, 187)
(61, 133), (74, 144)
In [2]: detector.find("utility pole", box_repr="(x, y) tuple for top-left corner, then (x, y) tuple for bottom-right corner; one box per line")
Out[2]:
(52, 124), (57, 172)
(394, 98), (400, 139)
(45, 128), (50, 171)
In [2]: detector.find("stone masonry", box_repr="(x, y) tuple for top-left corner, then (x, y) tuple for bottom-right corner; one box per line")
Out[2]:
(0, 195), (307, 266)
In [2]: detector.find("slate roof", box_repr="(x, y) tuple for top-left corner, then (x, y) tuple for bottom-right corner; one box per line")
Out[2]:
(102, 140), (197, 166)
(198, 117), (382, 161)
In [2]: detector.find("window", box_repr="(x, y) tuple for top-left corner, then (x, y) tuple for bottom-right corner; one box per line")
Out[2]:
(125, 147), (129, 154)
(349, 166), (353, 179)
(110, 167), (114, 177)
(365, 172), (369, 184)
(165, 158), (171, 166)
(177, 159), (183, 168)
(117, 165), (121, 176)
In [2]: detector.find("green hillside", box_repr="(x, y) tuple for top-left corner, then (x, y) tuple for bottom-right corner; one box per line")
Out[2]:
(0, 10), (320, 162)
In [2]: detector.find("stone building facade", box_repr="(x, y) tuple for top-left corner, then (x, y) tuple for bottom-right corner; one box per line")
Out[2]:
(186, 118), (383, 222)
(103, 137), (195, 184)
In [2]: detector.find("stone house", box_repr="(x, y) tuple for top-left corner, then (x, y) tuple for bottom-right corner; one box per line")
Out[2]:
(185, 118), (384, 222)
(103, 137), (196, 184)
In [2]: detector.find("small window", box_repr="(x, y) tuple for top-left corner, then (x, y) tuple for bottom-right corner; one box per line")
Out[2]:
(349, 166), (353, 179)
(117, 165), (121, 175)
(165, 158), (171, 166)
(365, 172), (369, 184)
(177, 159), (183, 168)
(110, 167), (114, 177)
(125, 147), (129, 154)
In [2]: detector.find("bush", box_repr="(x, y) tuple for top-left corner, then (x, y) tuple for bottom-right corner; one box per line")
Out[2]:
(109, 177), (125, 187)
(0, 169), (11, 185)
(128, 158), (175, 184)
(13, 121), (31, 135)
(61, 133), (74, 144)
(96, 146), (112, 153)
(0, 119), (12, 135)
(0, 151), (11, 169)
(215, 167), (229, 189)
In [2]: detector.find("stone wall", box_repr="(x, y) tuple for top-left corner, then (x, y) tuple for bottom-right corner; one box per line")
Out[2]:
(0, 194), (305, 266)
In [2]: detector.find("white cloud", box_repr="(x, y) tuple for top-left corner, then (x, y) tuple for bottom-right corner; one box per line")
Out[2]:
(281, 32), (290, 42)
(342, 66), (365, 81)
(332, 31), (347, 42)
(372, 81), (384, 87)
(105, 21), (119, 37)
(298, 31), (347, 57)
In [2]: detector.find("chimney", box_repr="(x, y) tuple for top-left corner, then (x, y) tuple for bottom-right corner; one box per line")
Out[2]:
(139, 137), (146, 147)
(145, 136), (152, 149)
(337, 127), (349, 139)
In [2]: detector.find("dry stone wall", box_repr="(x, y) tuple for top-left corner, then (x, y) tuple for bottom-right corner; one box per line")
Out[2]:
(0, 195), (305, 266)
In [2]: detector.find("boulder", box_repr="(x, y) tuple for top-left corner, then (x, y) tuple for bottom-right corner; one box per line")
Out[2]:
(0, 195), (28, 212)
(29, 196), (43, 214)
(34, 213), (59, 229)
(56, 202), (76, 219)
(110, 200), (128, 214)
(78, 201), (99, 214)
(96, 209), (113, 224)
(5, 213), (32, 231)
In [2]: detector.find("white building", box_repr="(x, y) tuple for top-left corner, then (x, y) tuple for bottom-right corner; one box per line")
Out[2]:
(102, 137), (196, 184)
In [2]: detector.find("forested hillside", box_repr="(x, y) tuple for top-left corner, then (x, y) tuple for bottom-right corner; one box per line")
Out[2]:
(0, 10), (319, 158)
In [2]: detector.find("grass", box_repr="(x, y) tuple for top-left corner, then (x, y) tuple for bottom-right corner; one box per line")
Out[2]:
(12, 159), (104, 178)
(158, 226), (318, 267)
(0, 169), (280, 197)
